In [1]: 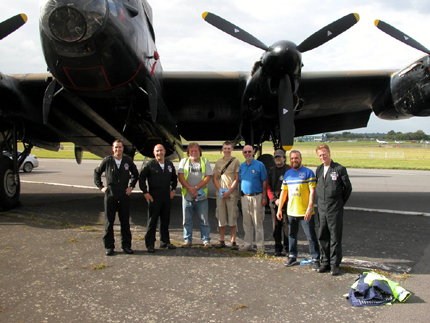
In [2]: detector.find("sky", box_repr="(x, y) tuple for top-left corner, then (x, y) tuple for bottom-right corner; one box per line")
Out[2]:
(0, 0), (429, 134)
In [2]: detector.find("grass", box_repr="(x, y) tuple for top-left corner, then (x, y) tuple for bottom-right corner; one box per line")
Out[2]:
(90, 263), (110, 270)
(26, 141), (430, 170)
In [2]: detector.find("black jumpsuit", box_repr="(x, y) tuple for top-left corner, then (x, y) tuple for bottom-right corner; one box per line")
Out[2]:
(267, 164), (291, 253)
(315, 160), (352, 267)
(94, 155), (138, 250)
(139, 159), (178, 248)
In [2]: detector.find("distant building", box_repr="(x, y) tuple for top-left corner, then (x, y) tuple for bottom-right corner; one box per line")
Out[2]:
(295, 134), (326, 142)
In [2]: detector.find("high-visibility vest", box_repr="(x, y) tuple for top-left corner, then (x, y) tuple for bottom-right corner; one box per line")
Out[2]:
(181, 157), (208, 197)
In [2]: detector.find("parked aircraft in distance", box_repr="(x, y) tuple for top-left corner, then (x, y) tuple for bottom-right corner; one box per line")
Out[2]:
(1, 0), (430, 210)
(376, 139), (389, 144)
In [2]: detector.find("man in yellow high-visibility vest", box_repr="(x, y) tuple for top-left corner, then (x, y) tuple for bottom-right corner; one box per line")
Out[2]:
(178, 142), (213, 248)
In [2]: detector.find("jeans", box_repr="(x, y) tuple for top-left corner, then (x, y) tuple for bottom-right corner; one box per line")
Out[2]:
(288, 215), (320, 260)
(182, 198), (210, 243)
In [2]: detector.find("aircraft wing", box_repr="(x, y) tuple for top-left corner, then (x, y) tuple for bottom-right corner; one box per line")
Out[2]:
(163, 70), (393, 140)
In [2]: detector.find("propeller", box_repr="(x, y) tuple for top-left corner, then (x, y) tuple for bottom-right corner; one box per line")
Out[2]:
(278, 75), (295, 151)
(202, 12), (359, 151)
(0, 13), (27, 40)
(374, 20), (430, 55)
(202, 12), (269, 50)
(297, 13), (360, 52)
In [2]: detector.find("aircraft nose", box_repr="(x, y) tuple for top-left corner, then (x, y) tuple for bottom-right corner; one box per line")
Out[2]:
(40, 0), (107, 43)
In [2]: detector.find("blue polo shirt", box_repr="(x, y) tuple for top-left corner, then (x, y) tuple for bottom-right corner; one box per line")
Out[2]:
(239, 159), (267, 194)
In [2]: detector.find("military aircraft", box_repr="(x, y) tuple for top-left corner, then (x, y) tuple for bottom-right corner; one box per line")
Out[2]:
(1, 0), (430, 210)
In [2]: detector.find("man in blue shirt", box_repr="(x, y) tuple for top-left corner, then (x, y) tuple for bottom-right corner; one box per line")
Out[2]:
(238, 145), (267, 253)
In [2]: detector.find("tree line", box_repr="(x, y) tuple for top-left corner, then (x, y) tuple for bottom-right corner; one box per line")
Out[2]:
(327, 130), (430, 141)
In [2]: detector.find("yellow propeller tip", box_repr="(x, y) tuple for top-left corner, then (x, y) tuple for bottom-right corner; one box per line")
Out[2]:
(374, 19), (380, 27)
(282, 145), (293, 152)
(202, 12), (208, 19)
(353, 13), (360, 21)
(20, 13), (27, 23)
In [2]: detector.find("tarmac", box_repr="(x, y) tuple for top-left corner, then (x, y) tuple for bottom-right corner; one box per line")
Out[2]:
(1, 176), (429, 322)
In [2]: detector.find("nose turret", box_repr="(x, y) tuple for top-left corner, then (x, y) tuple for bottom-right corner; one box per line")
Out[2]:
(40, 0), (107, 43)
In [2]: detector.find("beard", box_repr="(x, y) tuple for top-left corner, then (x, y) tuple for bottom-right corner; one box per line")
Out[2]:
(292, 162), (301, 170)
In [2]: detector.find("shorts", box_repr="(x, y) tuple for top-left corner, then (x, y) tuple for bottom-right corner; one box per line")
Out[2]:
(215, 196), (239, 227)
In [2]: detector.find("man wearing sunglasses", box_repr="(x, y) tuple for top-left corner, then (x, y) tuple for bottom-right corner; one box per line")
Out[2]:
(238, 145), (268, 254)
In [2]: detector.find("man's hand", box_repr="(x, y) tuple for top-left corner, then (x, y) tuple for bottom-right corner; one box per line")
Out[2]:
(304, 209), (313, 221)
(101, 187), (107, 193)
(222, 190), (231, 199)
(276, 209), (283, 221)
(144, 192), (154, 202)
(188, 186), (198, 198)
(125, 187), (133, 196)
(261, 197), (267, 207)
(170, 190), (175, 199)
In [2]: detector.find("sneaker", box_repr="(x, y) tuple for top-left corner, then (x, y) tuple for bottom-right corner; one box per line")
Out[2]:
(284, 257), (297, 267)
(203, 242), (212, 248)
(160, 243), (176, 250)
(312, 260), (320, 271)
(214, 240), (225, 249)
(274, 251), (282, 257)
(230, 242), (239, 250)
(181, 241), (192, 248)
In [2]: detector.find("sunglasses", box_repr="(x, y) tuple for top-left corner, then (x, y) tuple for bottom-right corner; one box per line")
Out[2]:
(243, 150), (253, 153)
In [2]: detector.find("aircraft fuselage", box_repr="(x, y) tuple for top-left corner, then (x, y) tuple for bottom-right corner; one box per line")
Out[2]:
(39, 0), (159, 98)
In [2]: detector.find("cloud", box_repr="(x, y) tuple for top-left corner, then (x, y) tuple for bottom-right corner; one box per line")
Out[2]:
(1, 0), (429, 134)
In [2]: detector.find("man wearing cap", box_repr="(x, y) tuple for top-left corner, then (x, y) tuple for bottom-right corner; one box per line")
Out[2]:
(238, 145), (268, 254)
(267, 149), (291, 256)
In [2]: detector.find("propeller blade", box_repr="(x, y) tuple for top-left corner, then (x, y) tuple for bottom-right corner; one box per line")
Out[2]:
(297, 13), (359, 53)
(374, 20), (430, 55)
(278, 75), (295, 151)
(202, 12), (269, 51)
(0, 13), (27, 40)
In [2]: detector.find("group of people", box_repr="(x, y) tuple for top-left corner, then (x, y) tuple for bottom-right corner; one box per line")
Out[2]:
(94, 139), (352, 276)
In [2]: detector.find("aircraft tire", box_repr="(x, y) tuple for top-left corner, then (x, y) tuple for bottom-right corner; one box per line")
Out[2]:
(257, 153), (276, 171)
(257, 154), (276, 214)
(0, 156), (20, 210)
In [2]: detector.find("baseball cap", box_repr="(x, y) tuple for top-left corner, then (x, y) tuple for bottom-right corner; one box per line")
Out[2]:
(274, 149), (286, 157)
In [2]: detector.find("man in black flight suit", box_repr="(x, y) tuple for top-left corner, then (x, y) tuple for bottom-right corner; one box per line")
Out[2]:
(315, 144), (352, 275)
(139, 144), (178, 253)
(94, 139), (139, 256)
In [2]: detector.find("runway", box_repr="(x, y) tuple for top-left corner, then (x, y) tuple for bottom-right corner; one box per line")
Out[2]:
(21, 159), (430, 215)
(1, 159), (429, 322)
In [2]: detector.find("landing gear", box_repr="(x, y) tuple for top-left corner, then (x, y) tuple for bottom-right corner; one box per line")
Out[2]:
(0, 124), (30, 210)
(0, 156), (20, 210)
